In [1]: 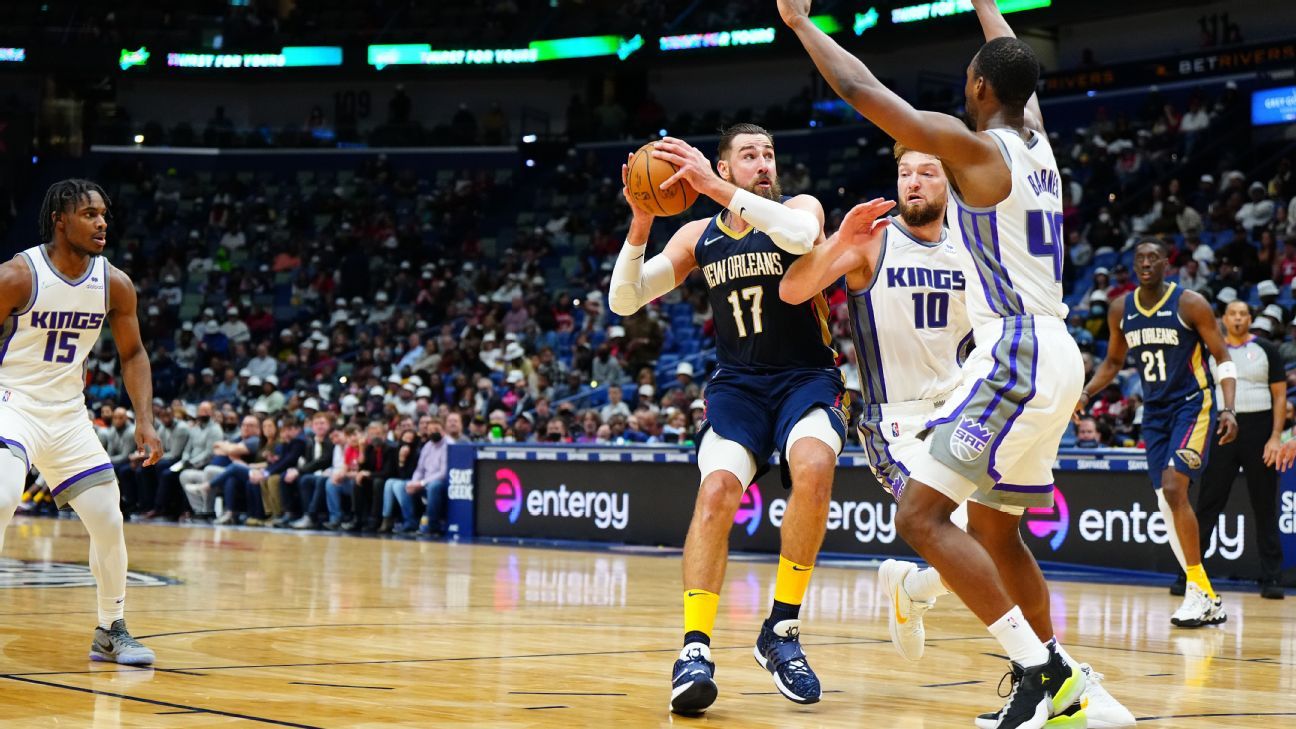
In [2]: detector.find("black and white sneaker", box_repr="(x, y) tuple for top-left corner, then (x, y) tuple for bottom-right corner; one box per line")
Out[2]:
(1171, 583), (1227, 627)
(977, 645), (1086, 729)
(670, 642), (717, 715)
(753, 619), (821, 704)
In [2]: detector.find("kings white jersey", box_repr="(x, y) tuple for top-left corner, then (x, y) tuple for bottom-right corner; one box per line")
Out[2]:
(0, 246), (110, 403)
(946, 127), (1068, 330)
(847, 220), (972, 416)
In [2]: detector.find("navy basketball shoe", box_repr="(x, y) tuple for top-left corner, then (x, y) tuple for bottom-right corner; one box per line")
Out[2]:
(670, 642), (717, 715)
(753, 619), (821, 704)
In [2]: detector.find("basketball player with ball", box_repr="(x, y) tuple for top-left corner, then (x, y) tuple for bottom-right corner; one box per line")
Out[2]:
(610, 124), (893, 715)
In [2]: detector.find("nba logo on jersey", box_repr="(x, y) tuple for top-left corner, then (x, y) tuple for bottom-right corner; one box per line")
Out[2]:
(891, 421), (900, 438)
(949, 417), (993, 462)
(1, 390), (9, 402)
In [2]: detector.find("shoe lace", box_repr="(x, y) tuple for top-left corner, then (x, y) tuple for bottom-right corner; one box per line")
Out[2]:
(996, 669), (1022, 700)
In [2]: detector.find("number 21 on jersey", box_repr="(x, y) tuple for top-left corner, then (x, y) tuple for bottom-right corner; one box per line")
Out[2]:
(1141, 349), (1166, 382)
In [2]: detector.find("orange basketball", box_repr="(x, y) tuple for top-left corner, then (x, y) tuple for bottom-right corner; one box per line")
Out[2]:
(626, 142), (698, 217)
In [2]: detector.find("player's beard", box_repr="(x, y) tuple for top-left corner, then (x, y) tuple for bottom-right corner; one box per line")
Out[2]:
(746, 176), (782, 201)
(899, 197), (944, 227)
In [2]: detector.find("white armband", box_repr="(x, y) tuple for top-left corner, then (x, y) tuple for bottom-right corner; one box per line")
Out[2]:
(1215, 361), (1237, 381)
(726, 188), (819, 256)
(609, 241), (676, 316)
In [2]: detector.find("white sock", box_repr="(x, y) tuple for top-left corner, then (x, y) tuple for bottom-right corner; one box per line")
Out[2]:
(989, 606), (1048, 668)
(69, 482), (129, 629)
(1156, 489), (1189, 573)
(903, 567), (949, 602)
(0, 449), (27, 554)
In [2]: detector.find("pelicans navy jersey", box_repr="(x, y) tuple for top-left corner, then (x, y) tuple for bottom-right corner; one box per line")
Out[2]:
(1122, 283), (1212, 406)
(692, 209), (848, 478)
(1122, 282), (1215, 486)
(0, 245), (118, 508)
(694, 211), (836, 371)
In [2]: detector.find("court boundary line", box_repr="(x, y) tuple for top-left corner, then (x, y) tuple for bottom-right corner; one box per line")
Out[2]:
(0, 674), (323, 728)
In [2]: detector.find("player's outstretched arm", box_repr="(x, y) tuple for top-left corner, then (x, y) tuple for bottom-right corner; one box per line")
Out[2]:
(1181, 290), (1238, 444)
(652, 137), (820, 255)
(0, 258), (33, 322)
(777, 0), (996, 168)
(609, 157), (702, 316)
(1077, 296), (1128, 417)
(780, 198), (893, 304)
(107, 266), (162, 466)
(971, 0), (1044, 133)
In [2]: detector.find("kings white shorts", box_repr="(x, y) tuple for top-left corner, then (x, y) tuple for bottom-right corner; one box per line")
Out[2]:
(0, 387), (115, 507)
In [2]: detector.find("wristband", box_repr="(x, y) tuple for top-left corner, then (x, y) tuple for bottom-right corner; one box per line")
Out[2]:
(1215, 361), (1237, 381)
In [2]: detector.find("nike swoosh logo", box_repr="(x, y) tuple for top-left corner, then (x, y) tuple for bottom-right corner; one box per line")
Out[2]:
(632, 252), (645, 261)
(1126, 314), (1138, 321)
(686, 591), (706, 597)
(739, 207), (747, 218)
(703, 236), (723, 246)
(791, 565), (812, 572)
(893, 588), (908, 625)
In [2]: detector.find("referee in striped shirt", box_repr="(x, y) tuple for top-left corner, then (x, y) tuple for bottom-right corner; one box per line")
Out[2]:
(1202, 301), (1286, 599)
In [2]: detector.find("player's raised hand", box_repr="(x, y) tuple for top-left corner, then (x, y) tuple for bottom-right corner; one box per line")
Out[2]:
(135, 421), (163, 467)
(621, 153), (655, 222)
(651, 138), (720, 197)
(1216, 410), (1238, 445)
(776, 0), (814, 26)
(836, 198), (894, 248)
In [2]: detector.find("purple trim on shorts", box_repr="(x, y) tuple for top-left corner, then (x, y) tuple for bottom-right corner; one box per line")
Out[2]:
(52, 463), (114, 496)
(981, 318), (1024, 420)
(988, 319), (1041, 482)
(992, 483), (1054, 493)
(925, 321), (1015, 430)
(0, 436), (29, 469)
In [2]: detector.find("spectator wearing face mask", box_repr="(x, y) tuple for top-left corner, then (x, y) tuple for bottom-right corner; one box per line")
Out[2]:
(1074, 416), (1103, 449)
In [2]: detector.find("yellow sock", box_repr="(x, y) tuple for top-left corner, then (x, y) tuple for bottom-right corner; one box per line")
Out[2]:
(773, 555), (814, 607)
(1185, 564), (1217, 601)
(683, 589), (720, 642)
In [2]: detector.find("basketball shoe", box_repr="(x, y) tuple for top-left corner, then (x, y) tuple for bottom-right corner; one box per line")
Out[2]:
(878, 559), (934, 661)
(89, 620), (156, 666)
(753, 619), (821, 704)
(1170, 583), (1227, 627)
(978, 663), (1136, 729)
(975, 643), (1085, 729)
(670, 642), (717, 715)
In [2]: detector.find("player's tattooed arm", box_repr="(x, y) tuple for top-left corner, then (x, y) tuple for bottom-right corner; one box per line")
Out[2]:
(107, 265), (163, 466)
(1180, 290), (1238, 444)
(780, 198), (893, 304)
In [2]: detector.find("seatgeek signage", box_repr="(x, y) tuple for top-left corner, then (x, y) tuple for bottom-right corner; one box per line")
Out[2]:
(460, 447), (1282, 580)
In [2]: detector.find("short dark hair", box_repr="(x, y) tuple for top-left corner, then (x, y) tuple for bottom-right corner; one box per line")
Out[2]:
(39, 179), (110, 243)
(972, 37), (1040, 110)
(1134, 237), (1169, 256)
(717, 123), (773, 159)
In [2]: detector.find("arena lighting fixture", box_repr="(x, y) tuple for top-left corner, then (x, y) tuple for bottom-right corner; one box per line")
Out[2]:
(892, 0), (1050, 25)
(165, 46), (342, 69)
(0, 47), (25, 63)
(119, 46), (150, 70)
(133, 134), (144, 144)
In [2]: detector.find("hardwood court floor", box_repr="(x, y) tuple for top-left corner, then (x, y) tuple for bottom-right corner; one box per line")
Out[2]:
(0, 518), (1292, 728)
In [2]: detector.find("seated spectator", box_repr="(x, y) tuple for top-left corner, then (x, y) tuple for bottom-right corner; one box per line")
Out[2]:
(283, 413), (337, 529)
(323, 425), (364, 530)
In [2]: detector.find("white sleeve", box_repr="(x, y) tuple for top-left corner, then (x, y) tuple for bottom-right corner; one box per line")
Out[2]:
(609, 242), (677, 316)
(726, 188), (819, 256)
